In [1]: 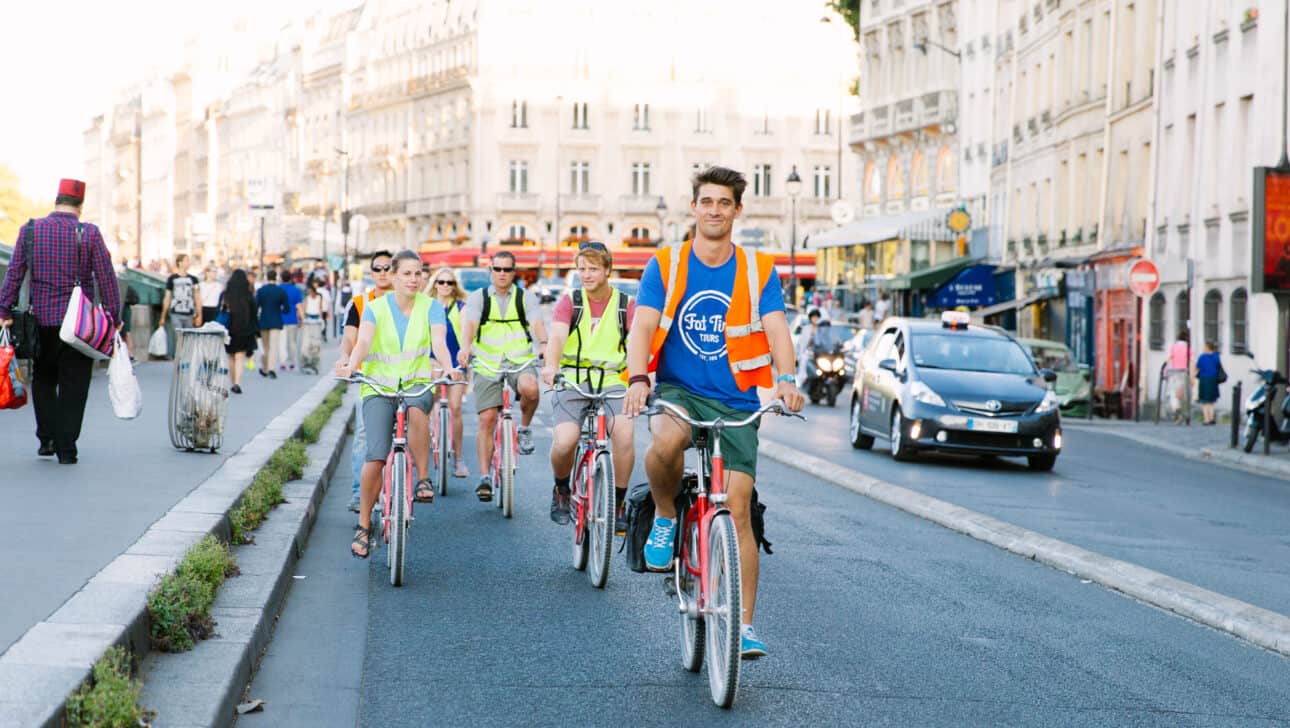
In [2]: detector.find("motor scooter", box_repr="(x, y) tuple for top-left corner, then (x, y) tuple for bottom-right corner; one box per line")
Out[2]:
(1240, 352), (1290, 453)
(804, 340), (847, 407)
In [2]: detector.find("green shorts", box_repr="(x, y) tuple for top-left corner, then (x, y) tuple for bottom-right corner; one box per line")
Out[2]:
(653, 383), (760, 477)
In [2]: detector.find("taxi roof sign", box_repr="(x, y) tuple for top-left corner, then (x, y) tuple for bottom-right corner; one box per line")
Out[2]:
(941, 310), (970, 329)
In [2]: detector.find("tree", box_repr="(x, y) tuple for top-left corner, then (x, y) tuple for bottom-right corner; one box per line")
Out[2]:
(0, 164), (46, 246)
(827, 0), (860, 41)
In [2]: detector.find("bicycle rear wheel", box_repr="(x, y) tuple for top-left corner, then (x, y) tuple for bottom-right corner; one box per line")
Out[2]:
(571, 454), (589, 571)
(678, 515), (704, 673)
(436, 403), (450, 496)
(500, 418), (515, 518)
(389, 451), (408, 587)
(587, 451), (614, 589)
(704, 512), (742, 708)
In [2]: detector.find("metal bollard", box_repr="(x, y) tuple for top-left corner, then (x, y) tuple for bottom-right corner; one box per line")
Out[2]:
(1230, 381), (1242, 449)
(1265, 382), (1275, 456)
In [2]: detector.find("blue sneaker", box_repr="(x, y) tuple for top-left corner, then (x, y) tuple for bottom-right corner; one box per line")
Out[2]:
(643, 517), (677, 571)
(740, 625), (768, 659)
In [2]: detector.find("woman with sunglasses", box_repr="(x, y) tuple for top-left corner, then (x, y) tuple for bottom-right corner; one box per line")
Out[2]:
(427, 267), (471, 478)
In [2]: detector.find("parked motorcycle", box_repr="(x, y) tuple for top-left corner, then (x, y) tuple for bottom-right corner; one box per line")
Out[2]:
(803, 324), (850, 407)
(1240, 352), (1290, 453)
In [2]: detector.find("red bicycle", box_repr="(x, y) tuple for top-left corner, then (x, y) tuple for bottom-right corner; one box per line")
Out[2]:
(475, 363), (529, 518)
(428, 369), (467, 497)
(341, 372), (433, 587)
(646, 396), (802, 708)
(552, 375), (625, 589)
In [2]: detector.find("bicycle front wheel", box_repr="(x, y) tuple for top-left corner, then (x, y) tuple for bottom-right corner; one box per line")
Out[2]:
(705, 512), (742, 708)
(389, 451), (408, 587)
(436, 404), (450, 496)
(500, 418), (515, 518)
(587, 451), (614, 589)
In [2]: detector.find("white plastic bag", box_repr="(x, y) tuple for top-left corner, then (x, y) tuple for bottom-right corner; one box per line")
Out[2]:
(148, 327), (168, 358)
(108, 333), (143, 419)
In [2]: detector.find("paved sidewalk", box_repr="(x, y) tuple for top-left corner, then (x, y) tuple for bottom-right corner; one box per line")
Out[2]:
(1062, 417), (1290, 480)
(0, 346), (335, 656)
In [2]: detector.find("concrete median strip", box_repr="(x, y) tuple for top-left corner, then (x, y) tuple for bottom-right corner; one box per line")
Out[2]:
(758, 438), (1290, 659)
(0, 378), (355, 728)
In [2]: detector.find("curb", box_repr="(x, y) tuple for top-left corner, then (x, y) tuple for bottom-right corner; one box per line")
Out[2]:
(757, 438), (1290, 660)
(136, 389), (354, 727)
(0, 377), (349, 728)
(1062, 422), (1290, 481)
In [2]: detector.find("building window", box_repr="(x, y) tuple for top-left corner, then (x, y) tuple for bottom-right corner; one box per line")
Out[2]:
(814, 108), (832, 135)
(572, 101), (589, 130)
(570, 161), (590, 195)
(629, 226), (651, 241)
(506, 224), (527, 241)
(567, 224), (590, 242)
(752, 164), (772, 197)
(1175, 290), (1190, 338)
(508, 160), (528, 194)
(813, 165), (832, 198)
(1148, 293), (1165, 350)
(757, 112), (771, 135)
(510, 99), (527, 128)
(631, 162), (651, 196)
(695, 108), (710, 133)
(1230, 288), (1248, 354)
(1202, 290), (1222, 349)
(633, 103), (650, 131)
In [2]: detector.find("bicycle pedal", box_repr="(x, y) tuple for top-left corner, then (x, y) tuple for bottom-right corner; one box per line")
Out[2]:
(662, 575), (677, 597)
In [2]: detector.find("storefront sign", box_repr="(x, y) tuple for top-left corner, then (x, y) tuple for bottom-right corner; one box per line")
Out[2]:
(929, 265), (998, 309)
(1253, 166), (1290, 292)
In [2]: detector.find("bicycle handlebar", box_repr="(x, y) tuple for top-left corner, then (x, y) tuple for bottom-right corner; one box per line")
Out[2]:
(471, 361), (534, 378)
(336, 372), (435, 400)
(643, 396), (805, 430)
(549, 374), (627, 401)
(428, 367), (470, 387)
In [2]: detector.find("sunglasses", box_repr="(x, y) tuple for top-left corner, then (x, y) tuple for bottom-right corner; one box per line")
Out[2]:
(492, 266), (515, 273)
(371, 264), (392, 273)
(435, 280), (456, 287)
(579, 241), (608, 252)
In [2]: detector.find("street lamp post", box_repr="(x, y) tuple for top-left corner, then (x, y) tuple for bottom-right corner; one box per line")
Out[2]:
(335, 147), (350, 280)
(786, 166), (802, 306)
(553, 95), (563, 278)
(655, 195), (667, 246)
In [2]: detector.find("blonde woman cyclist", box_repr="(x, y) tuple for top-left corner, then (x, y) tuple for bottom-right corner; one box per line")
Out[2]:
(426, 266), (471, 478)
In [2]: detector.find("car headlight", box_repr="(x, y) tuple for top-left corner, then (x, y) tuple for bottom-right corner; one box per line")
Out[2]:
(910, 381), (946, 407)
(816, 357), (834, 373)
(1035, 390), (1061, 413)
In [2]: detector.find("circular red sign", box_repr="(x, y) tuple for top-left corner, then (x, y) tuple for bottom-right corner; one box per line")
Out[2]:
(1128, 259), (1161, 297)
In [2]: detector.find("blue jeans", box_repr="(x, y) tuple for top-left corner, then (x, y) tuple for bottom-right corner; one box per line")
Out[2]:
(350, 399), (366, 496)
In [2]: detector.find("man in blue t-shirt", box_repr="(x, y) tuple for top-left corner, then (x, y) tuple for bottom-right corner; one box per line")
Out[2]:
(280, 273), (304, 371)
(624, 166), (804, 660)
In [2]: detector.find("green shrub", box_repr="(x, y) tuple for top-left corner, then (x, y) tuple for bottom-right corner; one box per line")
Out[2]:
(147, 572), (215, 652)
(177, 535), (239, 588)
(65, 647), (148, 727)
(268, 439), (307, 481)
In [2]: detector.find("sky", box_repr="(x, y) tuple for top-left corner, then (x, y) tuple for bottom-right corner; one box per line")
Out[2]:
(0, 0), (355, 200)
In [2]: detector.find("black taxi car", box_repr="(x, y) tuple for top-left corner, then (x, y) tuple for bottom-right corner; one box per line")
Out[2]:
(847, 311), (1063, 471)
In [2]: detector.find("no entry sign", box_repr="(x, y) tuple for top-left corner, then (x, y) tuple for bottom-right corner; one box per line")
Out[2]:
(1128, 259), (1160, 297)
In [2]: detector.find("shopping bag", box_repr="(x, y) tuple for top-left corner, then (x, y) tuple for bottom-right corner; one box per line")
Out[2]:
(108, 333), (142, 419)
(0, 330), (28, 410)
(57, 225), (114, 360)
(149, 327), (169, 358)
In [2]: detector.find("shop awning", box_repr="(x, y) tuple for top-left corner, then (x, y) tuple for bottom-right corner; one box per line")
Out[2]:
(807, 208), (955, 250)
(883, 256), (980, 291)
(970, 291), (1047, 320)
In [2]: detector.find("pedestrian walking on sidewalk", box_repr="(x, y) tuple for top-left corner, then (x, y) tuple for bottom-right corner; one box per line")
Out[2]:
(161, 259), (202, 358)
(1195, 341), (1225, 425)
(1167, 329), (1191, 423)
(219, 269), (258, 395)
(278, 270), (303, 372)
(255, 269), (289, 378)
(199, 267), (224, 326)
(0, 178), (121, 464)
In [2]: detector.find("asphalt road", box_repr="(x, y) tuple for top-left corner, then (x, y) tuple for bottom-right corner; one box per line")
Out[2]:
(760, 401), (1290, 619)
(244, 399), (1290, 727)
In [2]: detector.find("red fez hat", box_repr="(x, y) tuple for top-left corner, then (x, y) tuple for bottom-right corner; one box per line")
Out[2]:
(58, 178), (87, 200)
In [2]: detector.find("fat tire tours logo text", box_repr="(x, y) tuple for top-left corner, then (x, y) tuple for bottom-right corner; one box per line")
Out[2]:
(677, 291), (730, 362)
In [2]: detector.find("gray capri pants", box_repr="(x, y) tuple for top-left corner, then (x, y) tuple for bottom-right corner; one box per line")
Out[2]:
(361, 392), (434, 463)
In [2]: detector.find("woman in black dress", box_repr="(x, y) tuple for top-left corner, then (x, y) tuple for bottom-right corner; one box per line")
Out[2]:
(219, 269), (259, 394)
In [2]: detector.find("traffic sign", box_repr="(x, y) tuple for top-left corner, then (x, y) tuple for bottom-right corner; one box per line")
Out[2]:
(1128, 259), (1161, 297)
(946, 208), (971, 234)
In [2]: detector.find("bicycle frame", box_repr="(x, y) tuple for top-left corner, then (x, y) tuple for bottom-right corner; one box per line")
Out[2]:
(381, 393), (415, 542)
(680, 424), (726, 613)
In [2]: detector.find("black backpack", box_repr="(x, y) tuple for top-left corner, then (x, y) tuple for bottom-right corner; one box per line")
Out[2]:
(622, 477), (772, 574)
(476, 284), (532, 344)
(566, 288), (631, 388)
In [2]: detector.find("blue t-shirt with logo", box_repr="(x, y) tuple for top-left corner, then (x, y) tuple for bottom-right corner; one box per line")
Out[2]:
(637, 246), (784, 411)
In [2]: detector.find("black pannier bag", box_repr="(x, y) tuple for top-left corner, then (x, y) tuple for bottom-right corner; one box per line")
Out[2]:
(622, 474), (771, 574)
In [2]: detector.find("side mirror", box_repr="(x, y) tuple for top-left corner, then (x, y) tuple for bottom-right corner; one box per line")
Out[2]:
(878, 358), (898, 374)
(1040, 368), (1058, 383)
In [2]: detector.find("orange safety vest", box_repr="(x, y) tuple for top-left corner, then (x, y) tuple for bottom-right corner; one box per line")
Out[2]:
(634, 240), (776, 392)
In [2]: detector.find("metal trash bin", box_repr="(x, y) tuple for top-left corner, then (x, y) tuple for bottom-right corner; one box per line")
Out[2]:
(169, 326), (230, 452)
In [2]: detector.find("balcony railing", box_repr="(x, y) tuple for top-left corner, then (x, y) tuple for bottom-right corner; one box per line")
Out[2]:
(356, 201), (406, 217)
(408, 194), (467, 216)
(741, 196), (786, 217)
(497, 193), (540, 213)
(619, 195), (661, 215)
(848, 91), (956, 146)
(560, 194), (602, 214)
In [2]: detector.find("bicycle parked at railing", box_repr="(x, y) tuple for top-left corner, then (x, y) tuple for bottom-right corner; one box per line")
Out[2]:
(551, 374), (626, 589)
(643, 396), (803, 708)
(428, 369), (468, 497)
(339, 372), (433, 587)
(474, 362), (530, 518)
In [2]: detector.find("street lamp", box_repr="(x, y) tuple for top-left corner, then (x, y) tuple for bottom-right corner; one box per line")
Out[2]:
(913, 37), (961, 58)
(786, 166), (802, 306)
(655, 195), (667, 246)
(335, 147), (350, 279)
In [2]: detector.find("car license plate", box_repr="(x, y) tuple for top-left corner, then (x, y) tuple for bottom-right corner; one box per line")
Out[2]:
(965, 418), (1018, 434)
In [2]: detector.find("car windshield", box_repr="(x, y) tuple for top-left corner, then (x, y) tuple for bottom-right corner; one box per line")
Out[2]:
(611, 279), (640, 297)
(911, 333), (1036, 375)
(1030, 345), (1079, 373)
(458, 269), (490, 293)
(810, 325), (854, 349)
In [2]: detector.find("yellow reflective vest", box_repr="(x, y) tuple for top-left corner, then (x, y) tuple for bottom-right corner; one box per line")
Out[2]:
(560, 288), (628, 386)
(361, 293), (436, 399)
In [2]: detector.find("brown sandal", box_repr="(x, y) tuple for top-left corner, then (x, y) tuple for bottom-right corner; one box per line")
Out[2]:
(351, 526), (373, 559)
(414, 478), (435, 503)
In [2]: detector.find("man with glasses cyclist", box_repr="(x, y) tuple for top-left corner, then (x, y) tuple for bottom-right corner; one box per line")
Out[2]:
(541, 242), (637, 526)
(623, 166), (804, 659)
(457, 250), (547, 502)
(338, 251), (397, 512)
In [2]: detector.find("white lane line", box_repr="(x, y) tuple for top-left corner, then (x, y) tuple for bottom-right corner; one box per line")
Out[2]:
(758, 437), (1290, 659)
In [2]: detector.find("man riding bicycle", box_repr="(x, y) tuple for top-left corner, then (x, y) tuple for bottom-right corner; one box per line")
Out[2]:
(541, 242), (636, 527)
(456, 250), (547, 502)
(338, 250), (396, 512)
(335, 250), (457, 559)
(623, 166), (804, 659)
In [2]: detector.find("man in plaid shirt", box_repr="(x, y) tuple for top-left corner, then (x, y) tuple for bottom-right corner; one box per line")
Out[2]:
(0, 178), (121, 464)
